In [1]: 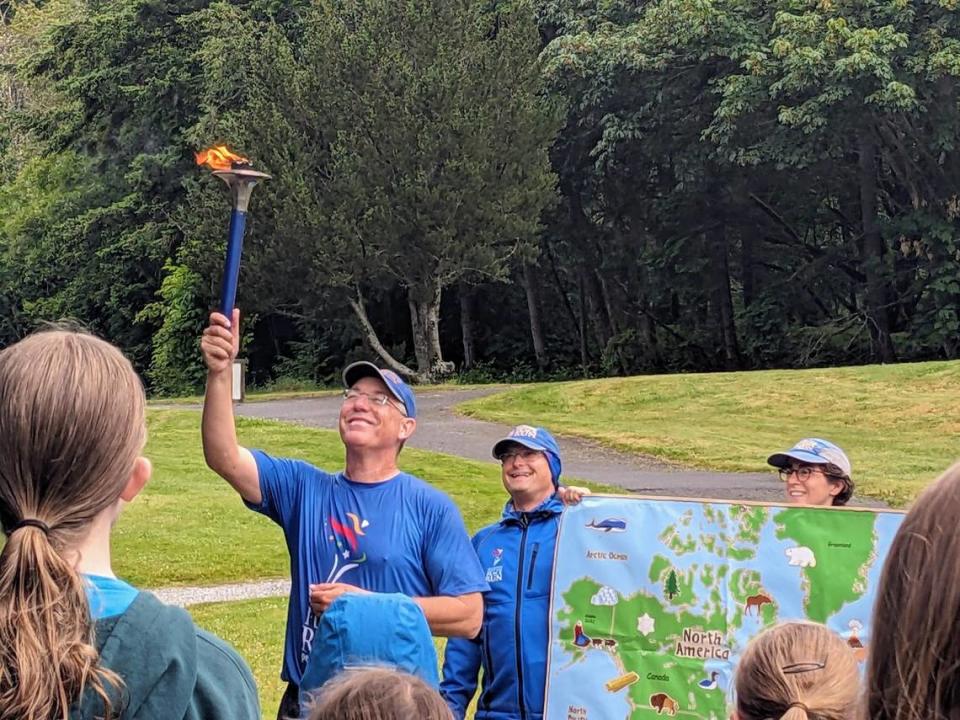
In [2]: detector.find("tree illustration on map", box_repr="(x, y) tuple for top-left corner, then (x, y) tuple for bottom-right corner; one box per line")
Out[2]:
(664, 570), (679, 600)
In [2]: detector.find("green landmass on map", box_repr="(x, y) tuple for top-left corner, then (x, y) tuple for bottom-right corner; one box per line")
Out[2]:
(557, 577), (755, 719)
(661, 504), (769, 562)
(774, 508), (877, 622)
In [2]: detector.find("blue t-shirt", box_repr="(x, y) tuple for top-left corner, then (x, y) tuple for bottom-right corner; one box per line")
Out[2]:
(247, 450), (488, 685)
(83, 573), (139, 620)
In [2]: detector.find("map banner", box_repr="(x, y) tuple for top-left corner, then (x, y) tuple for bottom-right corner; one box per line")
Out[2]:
(545, 495), (905, 720)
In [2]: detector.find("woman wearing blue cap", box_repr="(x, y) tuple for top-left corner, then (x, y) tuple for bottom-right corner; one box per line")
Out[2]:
(440, 425), (586, 720)
(766, 438), (855, 506)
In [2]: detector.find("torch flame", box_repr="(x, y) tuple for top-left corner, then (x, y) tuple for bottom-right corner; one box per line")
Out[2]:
(195, 145), (250, 171)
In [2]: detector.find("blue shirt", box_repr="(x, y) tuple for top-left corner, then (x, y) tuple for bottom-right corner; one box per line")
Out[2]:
(83, 573), (139, 620)
(247, 450), (488, 685)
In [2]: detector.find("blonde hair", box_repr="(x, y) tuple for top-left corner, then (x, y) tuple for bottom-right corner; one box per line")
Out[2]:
(864, 461), (960, 720)
(735, 621), (859, 720)
(307, 667), (453, 720)
(0, 329), (146, 719)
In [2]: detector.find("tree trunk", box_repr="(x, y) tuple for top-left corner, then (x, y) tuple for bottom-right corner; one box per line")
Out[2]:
(593, 266), (628, 375)
(458, 283), (476, 370)
(522, 262), (548, 371)
(544, 238), (585, 359)
(858, 134), (897, 363)
(740, 228), (755, 309)
(408, 279), (451, 379)
(577, 270), (590, 375)
(407, 297), (432, 375)
(347, 288), (424, 381)
(707, 222), (741, 370)
(425, 283), (450, 376)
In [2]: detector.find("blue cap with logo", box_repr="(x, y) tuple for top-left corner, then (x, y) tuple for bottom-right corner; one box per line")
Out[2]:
(492, 425), (563, 487)
(342, 361), (417, 419)
(767, 438), (852, 478)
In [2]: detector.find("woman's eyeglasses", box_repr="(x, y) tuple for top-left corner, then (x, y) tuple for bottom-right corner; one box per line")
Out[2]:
(778, 466), (842, 483)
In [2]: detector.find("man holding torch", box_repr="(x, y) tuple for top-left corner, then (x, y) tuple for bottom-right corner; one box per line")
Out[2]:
(200, 312), (487, 718)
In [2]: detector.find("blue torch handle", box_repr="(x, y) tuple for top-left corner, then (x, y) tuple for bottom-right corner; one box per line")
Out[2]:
(219, 208), (248, 321)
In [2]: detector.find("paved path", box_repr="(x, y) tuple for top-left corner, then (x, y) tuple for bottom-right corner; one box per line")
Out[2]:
(233, 387), (791, 502)
(150, 579), (291, 607)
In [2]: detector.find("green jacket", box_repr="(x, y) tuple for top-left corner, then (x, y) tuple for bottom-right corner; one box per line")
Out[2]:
(72, 591), (260, 720)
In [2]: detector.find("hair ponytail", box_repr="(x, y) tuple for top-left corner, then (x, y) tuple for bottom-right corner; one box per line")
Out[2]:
(0, 526), (118, 720)
(0, 329), (146, 720)
(734, 622), (859, 720)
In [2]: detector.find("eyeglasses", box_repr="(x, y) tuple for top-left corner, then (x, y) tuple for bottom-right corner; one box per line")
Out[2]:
(779, 466), (826, 482)
(497, 448), (543, 464)
(342, 389), (407, 416)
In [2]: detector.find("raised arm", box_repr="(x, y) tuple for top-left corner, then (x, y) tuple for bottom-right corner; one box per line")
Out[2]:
(200, 310), (261, 504)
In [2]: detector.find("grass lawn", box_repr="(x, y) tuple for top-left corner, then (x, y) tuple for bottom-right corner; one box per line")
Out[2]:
(117, 409), (611, 587)
(190, 598), (288, 718)
(459, 360), (960, 507)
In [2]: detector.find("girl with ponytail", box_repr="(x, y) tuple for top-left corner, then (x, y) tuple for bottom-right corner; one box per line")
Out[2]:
(0, 328), (259, 720)
(733, 621), (859, 720)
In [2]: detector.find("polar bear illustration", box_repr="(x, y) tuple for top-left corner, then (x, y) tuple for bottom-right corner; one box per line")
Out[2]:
(785, 546), (816, 567)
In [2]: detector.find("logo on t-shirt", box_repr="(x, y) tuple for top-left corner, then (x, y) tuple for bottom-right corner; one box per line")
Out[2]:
(327, 512), (370, 583)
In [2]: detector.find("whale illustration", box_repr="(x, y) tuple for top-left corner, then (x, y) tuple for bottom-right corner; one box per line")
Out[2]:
(586, 518), (627, 533)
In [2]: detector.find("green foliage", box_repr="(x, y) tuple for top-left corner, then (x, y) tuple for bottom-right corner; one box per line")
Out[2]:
(139, 263), (207, 396)
(3, 0), (960, 383)
(157, 0), (563, 379)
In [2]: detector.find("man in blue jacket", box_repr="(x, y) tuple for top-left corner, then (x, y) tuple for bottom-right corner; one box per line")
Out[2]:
(441, 424), (584, 720)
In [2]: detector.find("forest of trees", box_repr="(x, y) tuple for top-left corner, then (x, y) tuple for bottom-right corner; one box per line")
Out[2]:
(2, 0), (960, 393)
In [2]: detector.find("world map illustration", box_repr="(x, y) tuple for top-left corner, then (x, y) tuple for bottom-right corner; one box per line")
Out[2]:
(546, 496), (905, 719)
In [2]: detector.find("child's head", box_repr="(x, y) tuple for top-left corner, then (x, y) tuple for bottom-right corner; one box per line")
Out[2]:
(734, 621), (859, 720)
(306, 666), (453, 720)
(0, 328), (149, 720)
(865, 461), (960, 720)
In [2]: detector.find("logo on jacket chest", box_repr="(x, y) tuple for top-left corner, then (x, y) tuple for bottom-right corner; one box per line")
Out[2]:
(485, 547), (504, 583)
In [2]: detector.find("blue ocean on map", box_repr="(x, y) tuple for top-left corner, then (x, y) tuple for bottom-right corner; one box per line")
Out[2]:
(548, 644), (633, 719)
(546, 495), (906, 720)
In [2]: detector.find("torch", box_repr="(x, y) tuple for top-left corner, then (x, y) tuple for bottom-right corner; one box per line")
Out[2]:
(195, 145), (271, 324)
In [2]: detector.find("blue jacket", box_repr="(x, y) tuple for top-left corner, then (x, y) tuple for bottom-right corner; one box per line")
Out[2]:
(299, 593), (439, 714)
(441, 495), (563, 720)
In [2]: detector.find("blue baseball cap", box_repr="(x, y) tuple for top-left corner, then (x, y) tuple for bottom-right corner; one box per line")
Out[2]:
(767, 438), (852, 478)
(492, 425), (562, 487)
(342, 361), (417, 418)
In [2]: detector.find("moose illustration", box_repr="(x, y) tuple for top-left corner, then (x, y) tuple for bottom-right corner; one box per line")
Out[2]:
(745, 592), (773, 615)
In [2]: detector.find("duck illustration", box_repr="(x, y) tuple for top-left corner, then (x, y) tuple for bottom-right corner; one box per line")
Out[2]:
(698, 671), (719, 690)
